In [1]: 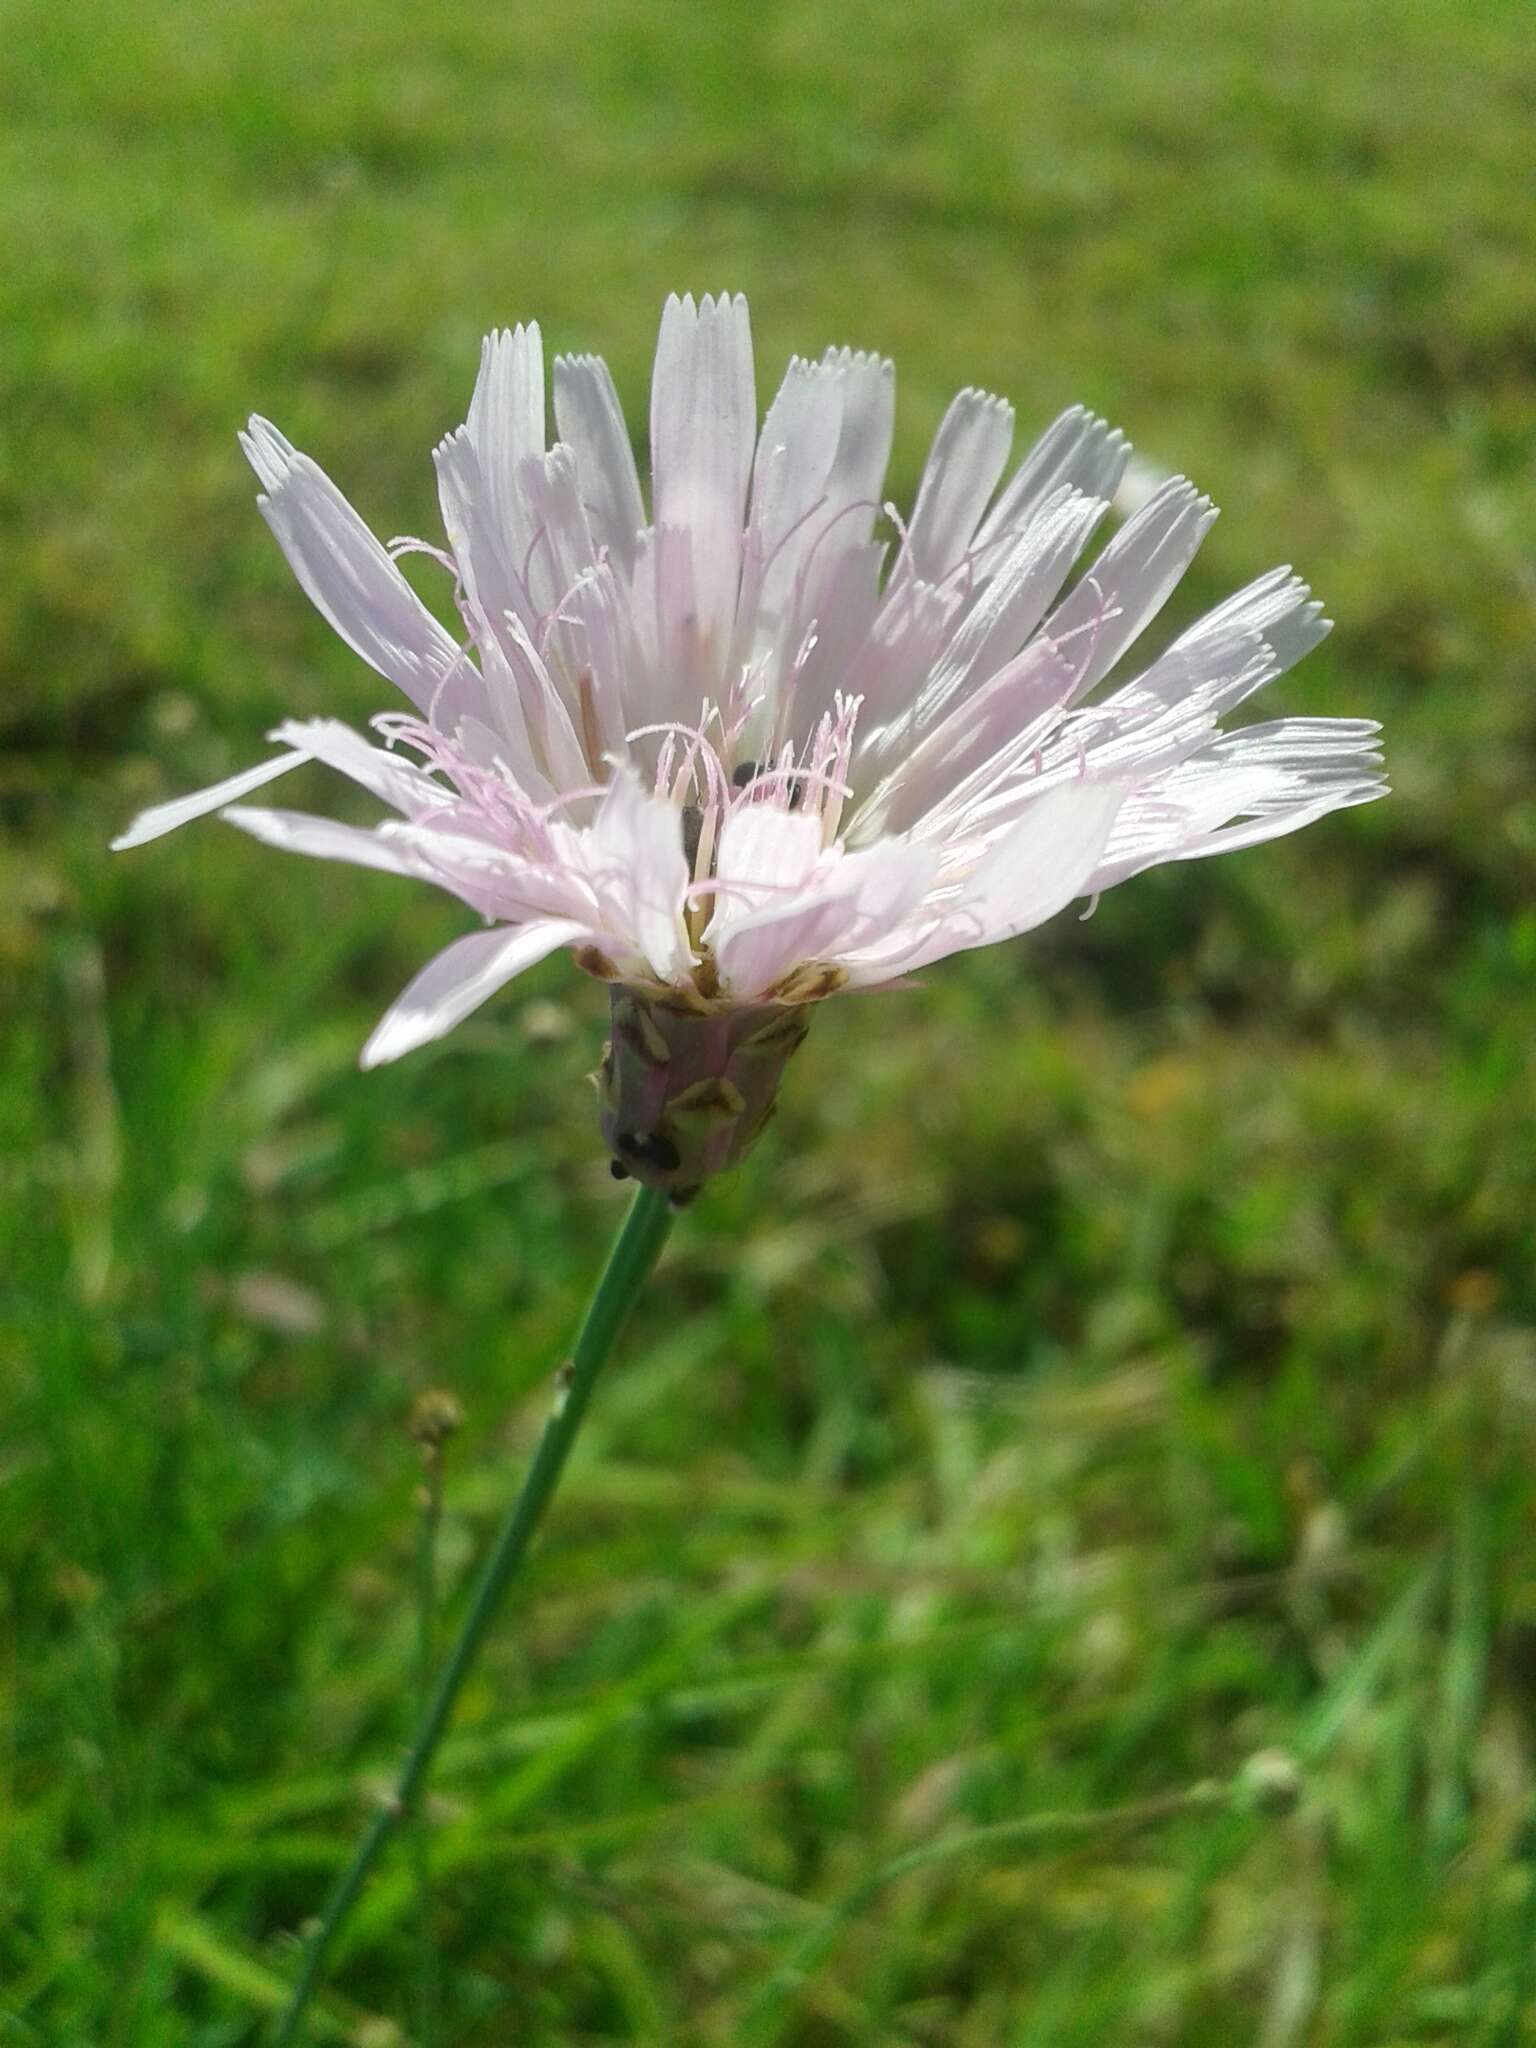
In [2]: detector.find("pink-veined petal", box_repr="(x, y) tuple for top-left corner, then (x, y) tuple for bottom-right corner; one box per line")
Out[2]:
(589, 769), (693, 981)
(711, 804), (825, 902)
(649, 292), (755, 673)
(736, 355), (844, 664)
(553, 352), (646, 574)
(111, 750), (308, 851)
(1115, 567), (1330, 722)
(960, 781), (1129, 939)
(870, 486), (1111, 766)
(904, 388), (1014, 581)
(713, 837), (938, 999)
(1046, 479), (1218, 702)
(845, 782), (1127, 984)
(222, 806), (436, 880)
(434, 325), (551, 656)
(975, 405), (1130, 553)
(268, 718), (453, 815)
(464, 324), (547, 561)
(360, 917), (585, 1069)
(820, 347), (896, 541)
(242, 418), (473, 719)
(1087, 718), (1385, 888)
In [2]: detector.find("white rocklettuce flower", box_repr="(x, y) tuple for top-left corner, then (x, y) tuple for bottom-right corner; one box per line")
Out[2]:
(114, 292), (1385, 1197)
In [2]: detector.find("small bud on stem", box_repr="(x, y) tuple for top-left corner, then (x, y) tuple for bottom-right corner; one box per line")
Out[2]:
(408, 1389), (465, 1457)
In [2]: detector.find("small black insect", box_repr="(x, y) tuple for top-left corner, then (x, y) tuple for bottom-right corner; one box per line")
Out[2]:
(616, 1128), (682, 1174)
(680, 803), (704, 871)
(731, 759), (804, 809)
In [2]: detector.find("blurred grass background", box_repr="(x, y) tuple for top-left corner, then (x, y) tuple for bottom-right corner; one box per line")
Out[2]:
(3, 0), (1536, 2041)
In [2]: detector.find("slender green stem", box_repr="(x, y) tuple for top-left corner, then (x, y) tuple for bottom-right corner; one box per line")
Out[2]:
(272, 1184), (675, 2046)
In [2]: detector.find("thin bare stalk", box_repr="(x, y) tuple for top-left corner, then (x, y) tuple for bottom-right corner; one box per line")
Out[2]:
(406, 1390), (461, 2048)
(272, 1185), (675, 2046)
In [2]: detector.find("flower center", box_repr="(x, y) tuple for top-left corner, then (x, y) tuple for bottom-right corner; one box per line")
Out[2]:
(637, 692), (863, 888)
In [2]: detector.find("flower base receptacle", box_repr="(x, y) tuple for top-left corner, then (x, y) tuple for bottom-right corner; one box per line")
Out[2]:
(595, 987), (812, 1199)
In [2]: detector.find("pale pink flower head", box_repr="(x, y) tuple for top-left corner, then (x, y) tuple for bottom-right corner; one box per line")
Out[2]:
(115, 293), (1385, 1197)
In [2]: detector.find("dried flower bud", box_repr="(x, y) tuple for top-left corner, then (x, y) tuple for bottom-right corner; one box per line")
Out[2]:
(1234, 1747), (1302, 1817)
(408, 1388), (465, 1451)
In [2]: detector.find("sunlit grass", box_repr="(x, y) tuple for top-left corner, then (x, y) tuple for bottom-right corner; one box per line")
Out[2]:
(3, 0), (1535, 2040)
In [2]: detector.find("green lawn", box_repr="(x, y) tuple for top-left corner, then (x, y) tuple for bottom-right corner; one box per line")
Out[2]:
(4, 0), (1536, 2041)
